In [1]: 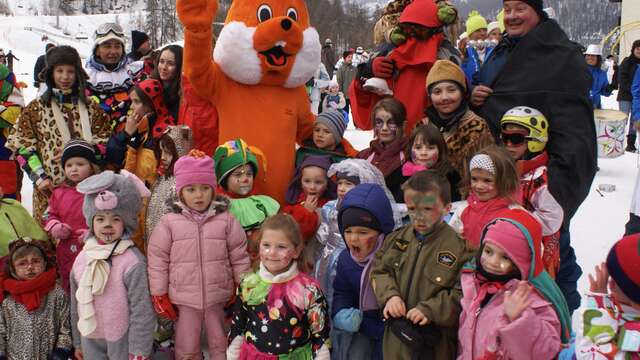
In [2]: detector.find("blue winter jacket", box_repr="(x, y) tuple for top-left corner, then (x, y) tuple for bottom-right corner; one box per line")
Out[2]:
(332, 184), (395, 340)
(588, 65), (612, 109)
(462, 46), (494, 83)
(631, 64), (640, 120)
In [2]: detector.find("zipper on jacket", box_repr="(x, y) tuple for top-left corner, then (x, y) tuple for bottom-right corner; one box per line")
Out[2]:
(404, 236), (425, 302)
(196, 221), (206, 310)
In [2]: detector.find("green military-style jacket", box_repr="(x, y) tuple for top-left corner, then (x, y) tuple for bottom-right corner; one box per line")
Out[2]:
(371, 221), (475, 360)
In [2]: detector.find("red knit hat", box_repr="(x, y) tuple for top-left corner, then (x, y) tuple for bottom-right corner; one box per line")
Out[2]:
(606, 234), (640, 304)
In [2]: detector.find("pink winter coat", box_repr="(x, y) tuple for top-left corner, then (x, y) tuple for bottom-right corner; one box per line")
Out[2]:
(147, 197), (250, 309)
(457, 273), (561, 360)
(45, 183), (87, 292)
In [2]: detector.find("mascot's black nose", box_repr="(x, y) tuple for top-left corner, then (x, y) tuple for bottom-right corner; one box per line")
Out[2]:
(281, 19), (292, 31)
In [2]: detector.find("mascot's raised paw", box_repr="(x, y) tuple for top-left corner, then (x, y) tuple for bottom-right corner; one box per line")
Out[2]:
(177, 0), (218, 32)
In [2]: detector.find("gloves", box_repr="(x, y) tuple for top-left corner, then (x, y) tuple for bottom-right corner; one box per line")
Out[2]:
(152, 294), (178, 320)
(45, 220), (72, 240)
(48, 348), (71, 360)
(437, 1), (458, 25)
(333, 307), (363, 333)
(372, 57), (394, 78)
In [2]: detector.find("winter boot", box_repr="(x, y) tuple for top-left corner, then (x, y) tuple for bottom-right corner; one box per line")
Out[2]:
(626, 134), (637, 153)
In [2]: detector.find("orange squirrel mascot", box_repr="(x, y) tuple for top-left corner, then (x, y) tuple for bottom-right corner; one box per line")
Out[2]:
(176, 0), (320, 203)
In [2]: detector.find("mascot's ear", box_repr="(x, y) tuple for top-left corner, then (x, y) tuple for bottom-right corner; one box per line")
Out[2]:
(120, 170), (152, 198)
(77, 170), (116, 195)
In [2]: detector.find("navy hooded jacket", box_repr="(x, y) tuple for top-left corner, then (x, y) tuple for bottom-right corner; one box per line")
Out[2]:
(332, 183), (394, 340)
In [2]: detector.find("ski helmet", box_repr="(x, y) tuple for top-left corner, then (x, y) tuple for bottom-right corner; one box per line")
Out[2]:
(500, 106), (549, 153)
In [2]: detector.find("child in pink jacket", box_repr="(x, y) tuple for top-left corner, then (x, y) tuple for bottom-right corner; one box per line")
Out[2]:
(44, 139), (99, 292)
(147, 150), (251, 359)
(457, 208), (571, 360)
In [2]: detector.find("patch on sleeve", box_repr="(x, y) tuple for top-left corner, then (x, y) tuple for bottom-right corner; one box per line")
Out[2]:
(394, 238), (409, 252)
(437, 251), (457, 268)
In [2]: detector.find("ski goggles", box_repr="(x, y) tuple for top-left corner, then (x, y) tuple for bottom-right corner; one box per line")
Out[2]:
(500, 131), (531, 146)
(95, 23), (125, 38)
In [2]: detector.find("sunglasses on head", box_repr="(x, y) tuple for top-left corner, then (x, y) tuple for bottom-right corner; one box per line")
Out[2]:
(500, 131), (530, 145)
(95, 23), (125, 38)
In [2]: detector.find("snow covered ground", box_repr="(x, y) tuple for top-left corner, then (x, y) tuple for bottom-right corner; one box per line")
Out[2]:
(2, 12), (634, 297)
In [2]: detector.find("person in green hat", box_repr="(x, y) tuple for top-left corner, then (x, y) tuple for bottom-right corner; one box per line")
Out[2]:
(462, 10), (495, 81)
(214, 139), (279, 268)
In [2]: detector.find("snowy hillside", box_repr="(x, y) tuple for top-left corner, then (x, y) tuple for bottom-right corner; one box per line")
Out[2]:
(2, 12), (635, 298)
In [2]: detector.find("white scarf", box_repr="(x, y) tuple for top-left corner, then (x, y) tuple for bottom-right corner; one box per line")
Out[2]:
(75, 236), (134, 336)
(50, 100), (92, 144)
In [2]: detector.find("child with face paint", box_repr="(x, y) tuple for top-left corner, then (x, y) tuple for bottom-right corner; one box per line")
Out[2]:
(214, 139), (280, 268)
(147, 150), (251, 359)
(227, 214), (331, 360)
(357, 98), (409, 203)
(70, 170), (155, 360)
(449, 145), (524, 248)
(371, 170), (474, 360)
(457, 208), (570, 360)
(332, 183), (395, 360)
(402, 123), (462, 202)
(44, 139), (99, 293)
(500, 107), (563, 278)
(0, 239), (72, 360)
(295, 109), (358, 167)
(283, 155), (337, 272)
(314, 158), (405, 306)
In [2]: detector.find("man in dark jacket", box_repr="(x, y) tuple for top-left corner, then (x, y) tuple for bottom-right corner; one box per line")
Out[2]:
(617, 40), (640, 151)
(33, 43), (55, 88)
(321, 38), (336, 79)
(127, 30), (152, 62)
(471, 0), (595, 312)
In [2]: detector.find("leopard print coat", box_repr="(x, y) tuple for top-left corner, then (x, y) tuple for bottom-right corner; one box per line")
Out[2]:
(7, 98), (111, 219)
(442, 109), (495, 179)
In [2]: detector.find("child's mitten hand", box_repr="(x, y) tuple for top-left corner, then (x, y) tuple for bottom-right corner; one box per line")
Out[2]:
(503, 281), (532, 322)
(406, 307), (429, 325)
(333, 307), (363, 332)
(588, 262), (609, 294)
(152, 294), (178, 320)
(383, 295), (406, 319)
(47, 221), (72, 240)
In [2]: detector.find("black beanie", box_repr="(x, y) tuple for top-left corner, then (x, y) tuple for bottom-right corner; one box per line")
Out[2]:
(340, 207), (382, 233)
(61, 139), (97, 167)
(505, 0), (547, 19)
(131, 30), (150, 53)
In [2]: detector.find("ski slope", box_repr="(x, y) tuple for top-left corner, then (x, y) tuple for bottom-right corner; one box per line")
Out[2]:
(2, 12), (634, 297)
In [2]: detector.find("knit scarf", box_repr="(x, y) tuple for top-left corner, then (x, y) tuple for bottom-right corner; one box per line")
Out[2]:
(3, 267), (57, 312)
(365, 137), (408, 177)
(51, 88), (78, 107)
(352, 234), (385, 312)
(401, 161), (428, 177)
(75, 236), (134, 336)
(50, 98), (92, 144)
(460, 193), (513, 248)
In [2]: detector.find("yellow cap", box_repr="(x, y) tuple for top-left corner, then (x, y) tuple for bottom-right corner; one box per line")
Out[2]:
(466, 10), (488, 36)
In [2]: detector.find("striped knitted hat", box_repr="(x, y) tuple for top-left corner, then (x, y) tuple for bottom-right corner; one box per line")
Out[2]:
(315, 109), (347, 144)
(606, 234), (640, 304)
(61, 139), (97, 167)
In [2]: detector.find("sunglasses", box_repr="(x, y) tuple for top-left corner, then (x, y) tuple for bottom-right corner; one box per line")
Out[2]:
(500, 131), (531, 146)
(95, 23), (125, 38)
